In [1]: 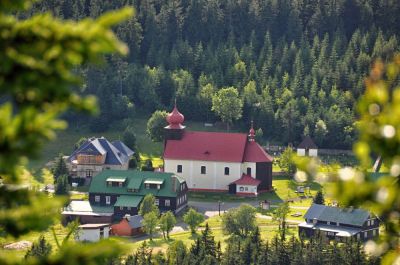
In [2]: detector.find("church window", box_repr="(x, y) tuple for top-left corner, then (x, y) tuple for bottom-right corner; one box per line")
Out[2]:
(247, 167), (252, 175)
(201, 166), (206, 174)
(177, 165), (182, 173)
(224, 167), (229, 175)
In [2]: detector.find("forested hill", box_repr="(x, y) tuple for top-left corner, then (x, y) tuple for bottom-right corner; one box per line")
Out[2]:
(30, 0), (400, 148)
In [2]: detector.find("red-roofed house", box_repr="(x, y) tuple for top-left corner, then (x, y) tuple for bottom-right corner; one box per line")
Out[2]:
(163, 105), (273, 194)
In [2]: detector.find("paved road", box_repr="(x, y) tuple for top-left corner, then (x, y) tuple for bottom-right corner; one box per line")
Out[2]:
(188, 200), (260, 216)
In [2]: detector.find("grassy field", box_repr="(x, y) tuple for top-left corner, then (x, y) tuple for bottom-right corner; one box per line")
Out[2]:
(188, 174), (333, 204)
(29, 117), (164, 170)
(1, 214), (295, 260)
(28, 118), (234, 171)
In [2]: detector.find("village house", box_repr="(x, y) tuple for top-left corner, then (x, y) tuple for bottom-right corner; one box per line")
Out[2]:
(111, 215), (144, 237)
(297, 136), (318, 157)
(298, 204), (380, 242)
(66, 137), (134, 184)
(62, 170), (188, 224)
(163, 105), (273, 194)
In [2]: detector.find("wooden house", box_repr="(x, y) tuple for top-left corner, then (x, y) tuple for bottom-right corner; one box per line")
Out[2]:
(66, 137), (134, 184)
(111, 215), (144, 236)
(298, 204), (379, 242)
(63, 170), (188, 224)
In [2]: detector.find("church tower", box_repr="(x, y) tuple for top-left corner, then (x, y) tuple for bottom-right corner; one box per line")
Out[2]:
(164, 104), (185, 140)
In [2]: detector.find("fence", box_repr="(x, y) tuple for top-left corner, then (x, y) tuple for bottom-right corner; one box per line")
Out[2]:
(264, 145), (353, 156)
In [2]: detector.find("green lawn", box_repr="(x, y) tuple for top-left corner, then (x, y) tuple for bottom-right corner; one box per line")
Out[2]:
(0, 224), (70, 260)
(188, 175), (333, 204)
(109, 215), (296, 254)
(1, 214), (296, 260)
(29, 117), (164, 171)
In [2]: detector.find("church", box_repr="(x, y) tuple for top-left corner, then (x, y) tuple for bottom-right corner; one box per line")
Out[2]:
(163, 105), (273, 195)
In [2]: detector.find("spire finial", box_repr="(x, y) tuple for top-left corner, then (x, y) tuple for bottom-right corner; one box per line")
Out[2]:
(174, 97), (177, 108)
(249, 120), (255, 141)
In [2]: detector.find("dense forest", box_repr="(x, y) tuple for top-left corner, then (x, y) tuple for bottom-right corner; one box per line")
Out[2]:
(29, 0), (400, 148)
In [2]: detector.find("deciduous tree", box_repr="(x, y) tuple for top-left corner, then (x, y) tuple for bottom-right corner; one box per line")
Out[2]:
(212, 87), (243, 131)
(147, 110), (168, 142)
(183, 208), (204, 234)
(159, 211), (176, 239)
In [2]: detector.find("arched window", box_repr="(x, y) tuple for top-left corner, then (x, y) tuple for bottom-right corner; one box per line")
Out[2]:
(247, 167), (252, 175)
(224, 167), (230, 175)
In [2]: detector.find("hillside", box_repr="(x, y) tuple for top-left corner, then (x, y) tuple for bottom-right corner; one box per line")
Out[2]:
(30, 0), (400, 148)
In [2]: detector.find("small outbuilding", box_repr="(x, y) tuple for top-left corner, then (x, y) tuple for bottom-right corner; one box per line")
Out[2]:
(297, 136), (318, 157)
(111, 215), (144, 237)
(76, 223), (110, 242)
(228, 174), (261, 196)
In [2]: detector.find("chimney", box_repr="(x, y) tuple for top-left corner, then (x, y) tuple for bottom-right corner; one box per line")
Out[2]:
(172, 176), (177, 193)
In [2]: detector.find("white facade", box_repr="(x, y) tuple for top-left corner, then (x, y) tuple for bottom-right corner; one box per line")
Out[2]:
(309, 149), (318, 157)
(297, 148), (318, 157)
(236, 184), (257, 194)
(164, 159), (256, 190)
(297, 148), (306, 156)
(76, 225), (110, 242)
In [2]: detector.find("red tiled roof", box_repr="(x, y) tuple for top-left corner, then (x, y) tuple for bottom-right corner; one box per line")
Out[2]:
(243, 141), (273, 162)
(231, 174), (261, 186)
(164, 131), (247, 162)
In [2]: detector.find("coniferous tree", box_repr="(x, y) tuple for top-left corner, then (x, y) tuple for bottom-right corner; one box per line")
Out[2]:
(313, 191), (325, 205)
(25, 235), (52, 260)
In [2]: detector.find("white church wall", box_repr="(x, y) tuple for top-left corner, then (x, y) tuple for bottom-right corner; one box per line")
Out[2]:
(241, 162), (256, 176)
(164, 159), (242, 190)
(236, 184), (257, 194)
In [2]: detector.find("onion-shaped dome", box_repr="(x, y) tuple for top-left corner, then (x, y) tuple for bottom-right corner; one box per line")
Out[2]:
(167, 106), (184, 127)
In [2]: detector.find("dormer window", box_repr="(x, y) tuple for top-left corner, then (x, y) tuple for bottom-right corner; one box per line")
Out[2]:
(144, 179), (164, 189)
(106, 177), (126, 187)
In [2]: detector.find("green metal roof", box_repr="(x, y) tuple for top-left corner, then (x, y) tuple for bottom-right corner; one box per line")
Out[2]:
(114, 195), (142, 208)
(127, 177), (142, 190)
(89, 170), (182, 198)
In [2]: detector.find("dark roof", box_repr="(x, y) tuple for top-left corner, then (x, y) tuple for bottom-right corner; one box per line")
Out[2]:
(68, 137), (133, 165)
(164, 131), (273, 163)
(89, 170), (185, 198)
(112, 140), (135, 157)
(304, 204), (370, 227)
(298, 136), (318, 149)
(128, 215), (144, 228)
